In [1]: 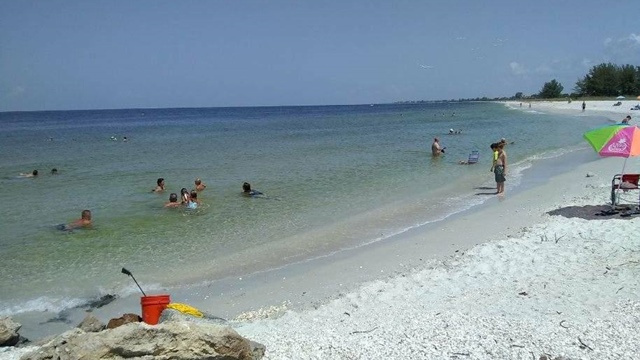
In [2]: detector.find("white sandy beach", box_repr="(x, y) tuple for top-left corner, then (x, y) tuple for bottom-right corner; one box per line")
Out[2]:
(229, 101), (640, 359)
(3, 101), (640, 360)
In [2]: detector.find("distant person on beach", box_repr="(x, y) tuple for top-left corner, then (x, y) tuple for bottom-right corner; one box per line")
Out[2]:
(242, 182), (263, 197)
(622, 115), (631, 124)
(152, 178), (165, 193)
(164, 193), (181, 208)
(582, 101), (586, 112)
(19, 170), (38, 178)
(58, 210), (92, 231)
(194, 178), (207, 191)
(494, 144), (507, 194)
(431, 138), (444, 156)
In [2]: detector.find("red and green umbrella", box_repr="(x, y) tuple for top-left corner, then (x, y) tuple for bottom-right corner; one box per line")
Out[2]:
(584, 124), (640, 206)
(583, 124), (640, 157)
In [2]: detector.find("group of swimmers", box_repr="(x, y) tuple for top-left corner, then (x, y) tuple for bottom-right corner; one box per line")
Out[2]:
(153, 177), (265, 210)
(153, 177), (207, 209)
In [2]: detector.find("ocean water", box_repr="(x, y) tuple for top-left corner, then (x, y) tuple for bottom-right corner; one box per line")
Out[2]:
(0, 102), (606, 316)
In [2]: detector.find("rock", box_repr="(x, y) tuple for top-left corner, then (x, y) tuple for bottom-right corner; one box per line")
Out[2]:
(106, 313), (142, 329)
(78, 314), (106, 332)
(20, 321), (265, 360)
(0, 317), (21, 347)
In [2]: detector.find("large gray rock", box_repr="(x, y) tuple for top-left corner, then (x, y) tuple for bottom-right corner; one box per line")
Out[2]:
(77, 313), (105, 333)
(21, 321), (265, 360)
(0, 317), (21, 347)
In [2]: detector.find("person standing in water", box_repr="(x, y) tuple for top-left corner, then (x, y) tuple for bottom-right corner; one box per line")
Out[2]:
(494, 144), (507, 194)
(431, 138), (444, 156)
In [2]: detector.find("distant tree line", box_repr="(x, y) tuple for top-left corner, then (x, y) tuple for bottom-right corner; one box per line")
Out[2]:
(534, 63), (640, 99)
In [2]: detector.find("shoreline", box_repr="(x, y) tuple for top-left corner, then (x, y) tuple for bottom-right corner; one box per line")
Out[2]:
(4, 101), (640, 359)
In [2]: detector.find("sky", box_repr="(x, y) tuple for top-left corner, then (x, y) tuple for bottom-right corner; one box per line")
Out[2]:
(1, 0), (639, 112)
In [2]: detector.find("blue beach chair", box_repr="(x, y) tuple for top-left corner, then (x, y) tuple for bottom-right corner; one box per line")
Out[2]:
(467, 150), (479, 164)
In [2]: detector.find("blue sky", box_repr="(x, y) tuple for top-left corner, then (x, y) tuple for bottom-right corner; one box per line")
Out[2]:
(1, 0), (639, 111)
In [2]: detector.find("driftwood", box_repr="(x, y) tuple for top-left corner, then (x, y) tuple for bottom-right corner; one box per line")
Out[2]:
(578, 337), (594, 351)
(350, 326), (378, 335)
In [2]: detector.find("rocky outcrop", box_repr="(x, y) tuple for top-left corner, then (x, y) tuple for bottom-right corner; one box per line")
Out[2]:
(20, 321), (265, 360)
(0, 317), (21, 347)
(106, 313), (141, 329)
(77, 314), (105, 333)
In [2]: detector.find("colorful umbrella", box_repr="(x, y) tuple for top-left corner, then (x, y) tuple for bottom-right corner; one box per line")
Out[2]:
(583, 124), (640, 157)
(583, 124), (640, 206)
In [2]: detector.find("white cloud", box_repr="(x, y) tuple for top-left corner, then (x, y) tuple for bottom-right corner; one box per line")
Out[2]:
(603, 33), (640, 62)
(509, 62), (527, 75)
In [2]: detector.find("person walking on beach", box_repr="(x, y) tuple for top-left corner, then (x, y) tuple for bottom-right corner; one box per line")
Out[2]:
(582, 101), (586, 112)
(431, 138), (444, 156)
(494, 144), (507, 194)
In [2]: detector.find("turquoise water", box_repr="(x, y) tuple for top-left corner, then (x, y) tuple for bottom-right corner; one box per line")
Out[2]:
(0, 102), (606, 315)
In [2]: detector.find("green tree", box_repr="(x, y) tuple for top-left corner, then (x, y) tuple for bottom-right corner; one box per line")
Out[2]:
(618, 65), (637, 95)
(538, 79), (564, 98)
(514, 92), (523, 99)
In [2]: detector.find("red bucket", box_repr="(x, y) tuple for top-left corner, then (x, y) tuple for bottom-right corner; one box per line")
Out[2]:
(140, 294), (171, 325)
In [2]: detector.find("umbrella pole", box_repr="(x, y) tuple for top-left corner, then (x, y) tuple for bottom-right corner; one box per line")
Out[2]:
(613, 158), (629, 209)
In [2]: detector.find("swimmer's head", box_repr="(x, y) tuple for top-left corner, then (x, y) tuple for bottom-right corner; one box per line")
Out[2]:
(190, 190), (198, 199)
(195, 178), (202, 185)
(242, 182), (251, 193)
(434, 138), (439, 142)
(180, 188), (189, 195)
(157, 178), (164, 186)
(81, 210), (91, 220)
(169, 193), (178, 203)
(32, 170), (38, 176)
(490, 143), (498, 150)
(51, 168), (58, 174)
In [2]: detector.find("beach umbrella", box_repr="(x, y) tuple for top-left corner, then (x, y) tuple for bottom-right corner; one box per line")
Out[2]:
(584, 124), (640, 205)
(616, 95), (626, 100)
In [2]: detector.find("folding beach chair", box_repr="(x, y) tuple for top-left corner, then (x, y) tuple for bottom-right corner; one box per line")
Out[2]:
(467, 150), (479, 164)
(611, 173), (640, 205)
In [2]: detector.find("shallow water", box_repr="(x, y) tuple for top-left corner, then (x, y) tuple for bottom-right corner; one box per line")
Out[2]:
(0, 102), (607, 315)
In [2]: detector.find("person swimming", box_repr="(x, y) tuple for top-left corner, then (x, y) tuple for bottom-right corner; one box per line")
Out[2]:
(57, 210), (92, 231)
(152, 178), (165, 193)
(186, 190), (199, 209)
(164, 193), (181, 208)
(242, 182), (263, 197)
(19, 170), (38, 178)
(194, 178), (207, 192)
